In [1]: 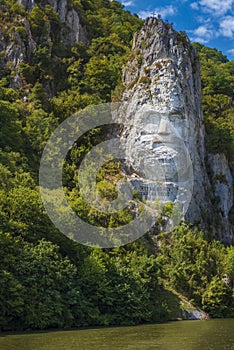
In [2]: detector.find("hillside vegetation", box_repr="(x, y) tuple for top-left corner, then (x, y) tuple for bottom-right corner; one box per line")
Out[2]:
(0, 0), (233, 331)
(194, 43), (234, 160)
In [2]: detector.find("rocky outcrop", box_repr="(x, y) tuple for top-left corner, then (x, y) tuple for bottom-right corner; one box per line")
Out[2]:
(47, 0), (87, 45)
(208, 153), (233, 219)
(0, 0), (88, 90)
(182, 309), (209, 320)
(0, 17), (36, 89)
(4, 19), (36, 65)
(18, 0), (88, 46)
(117, 18), (233, 242)
(18, 0), (35, 10)
(207, 153), (233, 243)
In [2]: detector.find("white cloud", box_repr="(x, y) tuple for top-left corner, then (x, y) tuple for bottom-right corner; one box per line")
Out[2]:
(189, 2), (234, 44)
(121, 0), (134, 6)
(200, 0), (233, 14)
(190, 17), (234, 44)
(228, 48), (234, 56)
(190, 25), (216, 43)
(138, 5), (177, 19)
(195, 15), (211, 24)
(219, 16), (234, 37)
(191, 0), (234, 16)
(190, 2), (199, 10)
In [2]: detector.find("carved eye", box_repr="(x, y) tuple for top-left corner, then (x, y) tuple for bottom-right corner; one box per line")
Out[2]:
(169, 112), (185, 121)
(142, 123), (159, 134)
(147, 114), (161, 125)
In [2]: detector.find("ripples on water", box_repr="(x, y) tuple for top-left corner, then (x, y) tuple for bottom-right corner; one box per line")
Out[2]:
(0, 319), (233, 350)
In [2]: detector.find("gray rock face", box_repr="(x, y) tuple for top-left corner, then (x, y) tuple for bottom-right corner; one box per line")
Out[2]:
(118, 18), (233, 242)
(208, 153), (233, 218)
(182, 309), (209, 320)
(47, 0), (88, 45)
(18, 0), (88, 46)
(207, 153), (233, 243)
(1, 18), (37, 88)
(1, 1), (88, 89)
(18, 0), (35, 10)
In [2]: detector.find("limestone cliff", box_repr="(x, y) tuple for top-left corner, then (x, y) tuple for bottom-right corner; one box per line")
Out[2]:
(1, 6), (233, 243)
(18, 0), (87, 45)
(0, 0), (87, 90)
(118, 18), (233, 243)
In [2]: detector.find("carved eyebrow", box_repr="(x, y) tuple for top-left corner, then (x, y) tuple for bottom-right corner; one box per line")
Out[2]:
(145, 111), (162, 118)
(144, 114), (160, 119)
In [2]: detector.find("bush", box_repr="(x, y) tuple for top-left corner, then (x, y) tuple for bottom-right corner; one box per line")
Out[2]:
(202, 276), (232, 318)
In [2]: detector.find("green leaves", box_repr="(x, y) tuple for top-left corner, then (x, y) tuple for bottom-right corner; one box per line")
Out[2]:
(29, 5), (48, 41)
(0, 100), (21, 150)
(22, 108), (58, 155)
(76, 247), (161, 326)
(194, 43), (234, 159)
(0, 0), (233, 331)
(202, 276), (232, 318)
(157, 224), (234, 316)
(0, 233), (82, 330)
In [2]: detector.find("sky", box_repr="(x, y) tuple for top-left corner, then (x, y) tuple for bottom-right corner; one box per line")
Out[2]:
(120, 0), (234, 60)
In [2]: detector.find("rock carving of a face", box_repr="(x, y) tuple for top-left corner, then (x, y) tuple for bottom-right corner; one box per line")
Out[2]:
(122, 105), (193, 215)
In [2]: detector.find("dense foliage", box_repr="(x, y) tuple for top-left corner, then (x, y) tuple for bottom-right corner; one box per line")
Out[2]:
(193, 43), (234, 160)
(157, 224), (234, 318)
(0, 0), (233, 331)
(0, 232), (168, 330)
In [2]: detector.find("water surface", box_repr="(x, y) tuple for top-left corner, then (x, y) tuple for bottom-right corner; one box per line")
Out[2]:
(0, 319), (233, 350)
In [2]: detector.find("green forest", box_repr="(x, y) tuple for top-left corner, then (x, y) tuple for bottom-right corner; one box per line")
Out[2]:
(0, 0), (234, 331)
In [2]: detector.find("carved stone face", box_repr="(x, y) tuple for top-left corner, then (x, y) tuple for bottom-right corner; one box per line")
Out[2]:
(121, 105), (193, 210)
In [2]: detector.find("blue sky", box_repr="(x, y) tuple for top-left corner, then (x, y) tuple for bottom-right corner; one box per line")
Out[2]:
(120, 0), (234, 60)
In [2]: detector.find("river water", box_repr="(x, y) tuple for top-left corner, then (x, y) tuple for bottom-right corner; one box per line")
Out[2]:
(0, 319), (233, 350)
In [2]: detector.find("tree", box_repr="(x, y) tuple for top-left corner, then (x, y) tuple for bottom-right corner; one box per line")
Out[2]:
(202, 276), (232, 318)
(0, 232), (84, 330)
(0, 101), (21, 150)
(193, 43), (234, 159)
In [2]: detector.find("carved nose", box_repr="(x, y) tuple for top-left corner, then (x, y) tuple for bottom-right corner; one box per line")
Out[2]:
(157, 119), (171, 135)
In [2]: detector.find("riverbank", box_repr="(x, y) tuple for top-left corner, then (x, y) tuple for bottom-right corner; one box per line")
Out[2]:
(0, 288), (212, 335)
